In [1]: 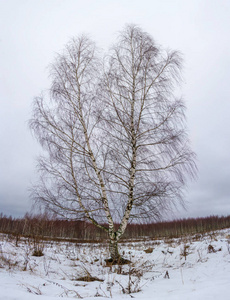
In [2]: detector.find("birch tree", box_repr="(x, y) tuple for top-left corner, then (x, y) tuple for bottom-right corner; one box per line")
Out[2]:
(30, 25), (196, 262)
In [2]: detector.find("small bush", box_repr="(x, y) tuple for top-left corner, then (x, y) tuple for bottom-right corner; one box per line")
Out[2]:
(180, 244), (190, 260)
(76, 276), (103, 282)
(144, 247), (153, 253)
(32, 249), (44, 257)
(208, 244), (221, 253)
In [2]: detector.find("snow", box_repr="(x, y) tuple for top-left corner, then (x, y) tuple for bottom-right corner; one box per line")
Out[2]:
(0, 229), (230, 299)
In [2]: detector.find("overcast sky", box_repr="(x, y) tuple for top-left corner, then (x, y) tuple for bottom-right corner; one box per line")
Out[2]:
(0, 0), (230, 219)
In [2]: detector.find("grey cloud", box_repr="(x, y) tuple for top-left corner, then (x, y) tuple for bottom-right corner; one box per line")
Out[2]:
(1, 0), (230, 219)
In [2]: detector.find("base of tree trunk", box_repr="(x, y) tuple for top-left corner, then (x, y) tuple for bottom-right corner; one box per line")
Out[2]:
(104, 257), (131, 266)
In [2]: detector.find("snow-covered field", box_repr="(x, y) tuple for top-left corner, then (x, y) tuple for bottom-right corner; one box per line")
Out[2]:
(0, 229), (230, 299)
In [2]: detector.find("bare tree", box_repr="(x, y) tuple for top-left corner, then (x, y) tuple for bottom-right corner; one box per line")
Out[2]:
(30, 25), (196, 262)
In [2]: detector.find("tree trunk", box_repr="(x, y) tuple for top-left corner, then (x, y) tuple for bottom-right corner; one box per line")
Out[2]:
(109, 239), (120, 261)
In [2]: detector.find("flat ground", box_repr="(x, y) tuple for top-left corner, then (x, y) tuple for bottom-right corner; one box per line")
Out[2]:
(0, 229), (230, 299)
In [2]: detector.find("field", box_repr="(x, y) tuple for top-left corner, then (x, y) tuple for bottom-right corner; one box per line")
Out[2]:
(1, 229), (230, 299)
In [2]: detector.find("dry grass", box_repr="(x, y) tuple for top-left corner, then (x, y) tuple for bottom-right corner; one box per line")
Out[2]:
(144, 247), (153, 253)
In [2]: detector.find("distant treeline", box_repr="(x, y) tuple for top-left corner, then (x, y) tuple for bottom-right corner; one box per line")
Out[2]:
(0, 213), (230, 241)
